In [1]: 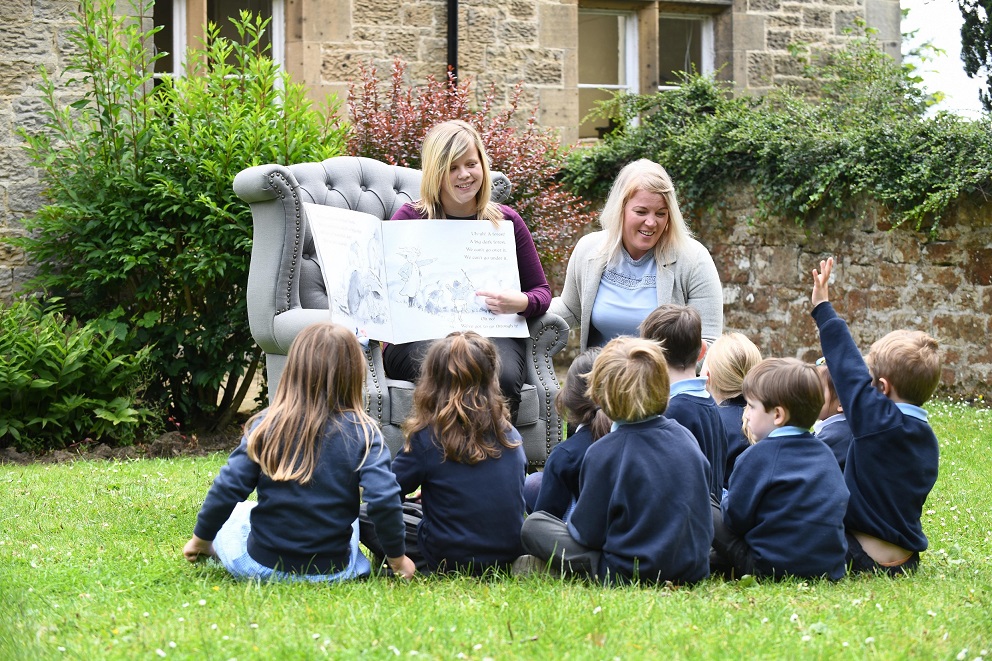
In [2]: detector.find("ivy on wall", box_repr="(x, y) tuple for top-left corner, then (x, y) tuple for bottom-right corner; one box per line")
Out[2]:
(563, 25), (992, 233)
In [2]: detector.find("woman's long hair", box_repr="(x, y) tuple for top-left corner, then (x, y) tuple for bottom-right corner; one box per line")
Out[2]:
(402, 331), (517, 464)
(245, 322), (378, 483)
(555, 348), (612, 441)
(598, 159), (693, 265)
(414, 120), (503, 226)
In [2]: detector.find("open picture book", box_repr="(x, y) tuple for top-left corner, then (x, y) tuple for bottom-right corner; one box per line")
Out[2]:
(304, 203), (529, 344)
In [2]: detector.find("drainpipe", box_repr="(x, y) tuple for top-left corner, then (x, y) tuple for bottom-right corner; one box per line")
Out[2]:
(447, 0), (458, 83)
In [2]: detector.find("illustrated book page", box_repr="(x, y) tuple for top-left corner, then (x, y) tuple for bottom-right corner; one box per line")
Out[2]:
(304, 203), (529, 344)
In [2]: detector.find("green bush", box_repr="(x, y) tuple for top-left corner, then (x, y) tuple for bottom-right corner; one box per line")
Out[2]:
(0, 299), (154, 452)
(15, 0), (348, 432)
(563, 25), (992, 231)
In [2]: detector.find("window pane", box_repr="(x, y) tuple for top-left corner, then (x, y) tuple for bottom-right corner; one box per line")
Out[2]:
(153, 0), (174, 74)
(208, 0), (272, 55)
(579, 12), (629, 139)
(659, 16), (703, 86)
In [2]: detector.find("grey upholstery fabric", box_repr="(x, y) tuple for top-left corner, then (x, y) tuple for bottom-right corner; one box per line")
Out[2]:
(233, 156), (567, 468)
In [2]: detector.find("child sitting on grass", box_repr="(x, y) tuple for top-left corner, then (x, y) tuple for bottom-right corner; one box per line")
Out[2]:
(711, 357), (849, 580)
(811, 257), (941, 575)
(381, 331), (527, 575)
(701, 331), (763, 488)
(640, 304), (729, 498)
(524, 348), (612, 520)
(813, 358), (854, 471)
(183, 322), (415, 582)
(518, 336), (713, 585)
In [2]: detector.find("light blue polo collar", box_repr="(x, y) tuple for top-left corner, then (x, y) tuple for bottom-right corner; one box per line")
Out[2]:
(766, 425), (808, 438)
(896, 402), (929, 422)
(669, 377), (710, 399)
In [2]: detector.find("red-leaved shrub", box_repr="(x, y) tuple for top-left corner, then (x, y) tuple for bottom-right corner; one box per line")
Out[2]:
(347, 59), (596, 283)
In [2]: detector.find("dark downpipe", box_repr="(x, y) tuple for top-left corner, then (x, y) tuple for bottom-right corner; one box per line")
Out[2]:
(447, 0), (458, 83)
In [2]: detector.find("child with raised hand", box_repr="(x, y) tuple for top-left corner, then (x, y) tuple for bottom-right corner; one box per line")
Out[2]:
(183, 322), (415, 582)
(518, 337), (713, 585)
(388, 331), (527, 575)
(813, 359), (854, 471)
(701, 332), (763, 487)
(640, 304), (729, 498)
(811, 257), (941, 575)
(711, 357), (849, 581)
(524, 348), (612, 519)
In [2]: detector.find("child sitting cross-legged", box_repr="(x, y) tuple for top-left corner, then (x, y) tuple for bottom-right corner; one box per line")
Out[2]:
(811, 257), (941, 575)
(517, 336), (713, 585)
(711, 357), (849, 581)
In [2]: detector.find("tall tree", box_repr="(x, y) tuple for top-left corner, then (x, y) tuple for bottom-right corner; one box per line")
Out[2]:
(959, 0), (992, 112)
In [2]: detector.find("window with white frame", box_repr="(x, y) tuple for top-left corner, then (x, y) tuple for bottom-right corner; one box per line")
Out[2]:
(658, 14), (714, 90)
(577, 9), (639, 140)
(152, 0), (284, 76)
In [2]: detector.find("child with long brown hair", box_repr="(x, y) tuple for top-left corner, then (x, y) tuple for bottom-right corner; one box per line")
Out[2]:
(183, 322), (415, 581)
(388, 330), (527, 574)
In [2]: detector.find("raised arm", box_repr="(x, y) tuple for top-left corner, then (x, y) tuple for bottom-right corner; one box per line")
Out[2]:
(811, 257), (834, 308)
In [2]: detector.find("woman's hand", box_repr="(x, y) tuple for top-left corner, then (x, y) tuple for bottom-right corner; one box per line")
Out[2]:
(476, 289), (528, 315)
(183, 535), (216, 563)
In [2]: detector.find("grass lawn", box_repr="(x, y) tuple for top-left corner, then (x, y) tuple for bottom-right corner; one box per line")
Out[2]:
(1, 400), (989, 659)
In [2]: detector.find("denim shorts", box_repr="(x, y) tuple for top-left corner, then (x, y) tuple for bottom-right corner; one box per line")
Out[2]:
(213, 501), (371, 582)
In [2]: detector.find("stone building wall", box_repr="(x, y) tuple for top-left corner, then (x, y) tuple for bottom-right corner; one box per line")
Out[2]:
(693, 187), (992, 398)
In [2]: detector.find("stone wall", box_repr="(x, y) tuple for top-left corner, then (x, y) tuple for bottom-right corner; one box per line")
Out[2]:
(692, 186), (992, 399)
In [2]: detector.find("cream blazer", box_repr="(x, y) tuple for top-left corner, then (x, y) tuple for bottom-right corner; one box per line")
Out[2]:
(549, 231), (724, 352)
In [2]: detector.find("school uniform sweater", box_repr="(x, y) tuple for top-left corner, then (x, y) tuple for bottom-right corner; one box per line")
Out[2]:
(718, 395), (749, 487)
(193, 412), (407, 573)
(812, 302), (939, 552)
(813, 413), (854, 471)
(391, 426), (527, 570)
(533, 425), (595, 519)
(665, 379), (728, 498)
(567, 416), (713, 584)
(722, 427), (849, 580)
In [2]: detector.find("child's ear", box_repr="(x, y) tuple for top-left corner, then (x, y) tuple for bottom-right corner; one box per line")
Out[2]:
(772, 405), (789, 426)
(697, 341), (708, 363)
(876, 377), (892, 397)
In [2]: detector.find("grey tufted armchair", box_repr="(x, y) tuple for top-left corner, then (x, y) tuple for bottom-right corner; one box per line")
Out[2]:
(233, 156), (568, 468)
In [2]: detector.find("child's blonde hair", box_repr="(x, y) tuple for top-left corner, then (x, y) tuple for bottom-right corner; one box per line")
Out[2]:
(598, 159), (693, 265)
(415, 119), (503, 225)
(587, 337), (670, 422)
(245, 322), (377, 484)
(704, 332), (763, 404)
(555, 348), (612, 441)
(742, 358), (824, 432)
(403, 331), (517, 464)
(865, 330), (941, 406)
(815, 362), (841, 419)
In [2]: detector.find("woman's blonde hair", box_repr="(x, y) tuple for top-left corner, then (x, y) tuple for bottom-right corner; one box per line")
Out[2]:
(555, 348), (612, 441)
(403, 331), (517, 464)
(587, 337), (670, 423)
(704, 332), (763, 404)
(245, 322), (378, 484)
(598, 159), (693, 265)
(415, 120), (503, 225)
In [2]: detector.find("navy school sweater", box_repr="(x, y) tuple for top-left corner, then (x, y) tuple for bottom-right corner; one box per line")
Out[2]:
(813, 413), (854, 471)
(717, 395), (749, 487)
(567, 416), (713, 585)
(722, 428), (849, 580)
(812, 302), (939, 552)
(665, 382), (728, 498)
(533, 425), (596, 519)
(391, 426), (527, 571)
(193, 412), (406, 573)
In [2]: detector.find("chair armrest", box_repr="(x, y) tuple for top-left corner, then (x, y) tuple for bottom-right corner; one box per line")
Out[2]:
(525, 312), (569, 455)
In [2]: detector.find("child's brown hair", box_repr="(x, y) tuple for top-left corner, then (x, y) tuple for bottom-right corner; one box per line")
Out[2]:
(587, 337), (670, 422)
(556, 348), (612, 441)
(866, 330), (941, 406)
(639, 304), (701, 370)
(403, 331), (517, 464)
(742, 358), (824, 431)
